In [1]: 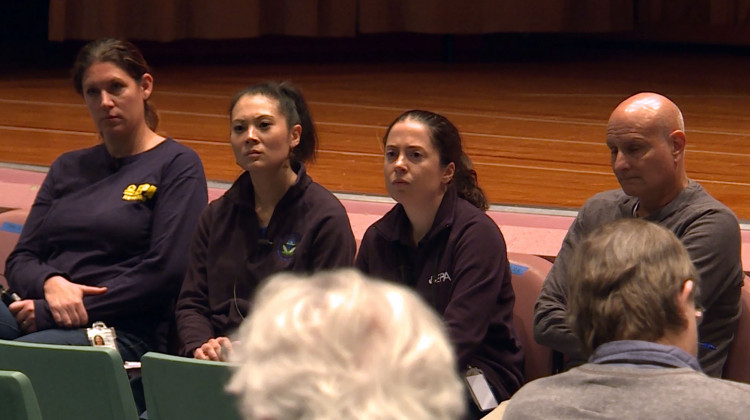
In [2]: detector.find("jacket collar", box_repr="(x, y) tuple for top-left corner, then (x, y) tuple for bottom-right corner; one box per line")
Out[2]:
(376, 186), (458, 247)
(591, 340), (702, 371)
(224, 161), (311, 208)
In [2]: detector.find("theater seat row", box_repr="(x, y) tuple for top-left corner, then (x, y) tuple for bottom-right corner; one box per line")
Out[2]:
(0, 340), (243, 420)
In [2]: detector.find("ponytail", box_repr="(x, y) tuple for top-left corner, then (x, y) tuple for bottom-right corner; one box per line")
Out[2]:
(453, 153), (488, 211)
(279, 83), (317, 163)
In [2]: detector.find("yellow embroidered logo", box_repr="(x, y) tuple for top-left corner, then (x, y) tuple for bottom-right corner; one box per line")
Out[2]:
(122, 183), (157, 202)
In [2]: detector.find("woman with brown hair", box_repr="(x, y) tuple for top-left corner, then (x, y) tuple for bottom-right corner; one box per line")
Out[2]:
(356, 110), (524, 419)
(1, 38), (207, 361)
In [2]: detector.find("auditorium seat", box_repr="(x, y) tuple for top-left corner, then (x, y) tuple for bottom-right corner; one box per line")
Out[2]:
(507, 252), (555, 381)
(0, 370), (43, 420)
(141, 352), (242, 420)
(0, 340), (139, 420)
(723, 274), (750, 383)
(0, 209), (28, 288)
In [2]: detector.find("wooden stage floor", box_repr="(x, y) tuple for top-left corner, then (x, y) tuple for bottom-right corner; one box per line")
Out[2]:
(1, 47), (748, 221)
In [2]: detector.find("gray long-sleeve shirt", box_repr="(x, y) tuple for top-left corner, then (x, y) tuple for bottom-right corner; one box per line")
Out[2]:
(533, 180), (743, 377)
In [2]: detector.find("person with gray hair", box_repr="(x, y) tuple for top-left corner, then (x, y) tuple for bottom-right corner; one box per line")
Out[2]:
(534, 92), (743, 376)
(226, 268), (466, 420)
(504, 219), (750, 419)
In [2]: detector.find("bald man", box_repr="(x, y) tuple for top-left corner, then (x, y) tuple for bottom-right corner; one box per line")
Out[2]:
(533, 92), (743, 377)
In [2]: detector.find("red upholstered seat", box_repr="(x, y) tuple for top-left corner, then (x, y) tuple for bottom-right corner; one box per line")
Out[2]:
(508, 252), (555, 381)
(723, 274), (750, 383)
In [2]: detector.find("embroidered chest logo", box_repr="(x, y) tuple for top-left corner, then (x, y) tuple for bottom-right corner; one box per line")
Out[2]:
(122, 183), (157, 202)
(277, 234), (301, 260)
(428, 271), (452, 285)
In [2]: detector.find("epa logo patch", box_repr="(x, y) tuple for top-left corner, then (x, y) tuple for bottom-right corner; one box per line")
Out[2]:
(277, 234), (301, 260)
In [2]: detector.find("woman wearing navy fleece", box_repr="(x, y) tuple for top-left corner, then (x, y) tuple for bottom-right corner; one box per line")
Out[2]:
(0, 39), (208, 361)
(356, 110), (524, 419)
(175, 82), (356, 361)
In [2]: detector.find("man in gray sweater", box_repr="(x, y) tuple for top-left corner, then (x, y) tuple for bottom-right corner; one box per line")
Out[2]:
(506, 219), (750, 419)
(533, 92), (743, 376)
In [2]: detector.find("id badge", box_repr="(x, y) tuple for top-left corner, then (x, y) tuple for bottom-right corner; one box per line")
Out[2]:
(465, 366), (499, 412)
(87, 321), (118, 352)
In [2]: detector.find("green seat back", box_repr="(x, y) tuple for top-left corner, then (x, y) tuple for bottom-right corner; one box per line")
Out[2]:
(141, 352), (243, 420)
(0, 339), (139, 420)
(0, 370), (44, 420)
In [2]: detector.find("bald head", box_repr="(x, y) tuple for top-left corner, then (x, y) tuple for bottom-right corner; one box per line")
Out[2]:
(608, 92), (684, 138)
(606, 92), (689, 216)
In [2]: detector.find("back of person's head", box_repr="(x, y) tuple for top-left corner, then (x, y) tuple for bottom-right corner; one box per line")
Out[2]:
(227, 269), (466, 420)
(71, 38), (158, 130)
(229, 81), (317, 164)
(383, 110), (488, 210)
(567, 218), (699, 355)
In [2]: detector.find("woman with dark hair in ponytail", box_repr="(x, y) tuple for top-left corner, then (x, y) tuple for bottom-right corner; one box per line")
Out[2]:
(176, 81), (356, 361)
(356, 110), (524, 418)
(2, 38), (208, 360)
